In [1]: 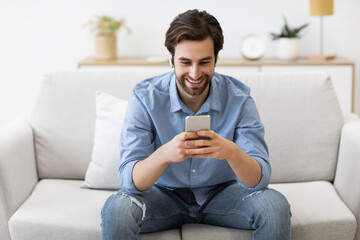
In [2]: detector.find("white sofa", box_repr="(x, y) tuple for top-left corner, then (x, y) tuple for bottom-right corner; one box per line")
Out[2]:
(1, 69), (360, 240)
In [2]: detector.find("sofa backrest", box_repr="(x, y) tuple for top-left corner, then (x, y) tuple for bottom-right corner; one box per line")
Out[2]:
(30, 69), (166, 180)
(232, 72), (343, 183)
(30, 70), (343, 183)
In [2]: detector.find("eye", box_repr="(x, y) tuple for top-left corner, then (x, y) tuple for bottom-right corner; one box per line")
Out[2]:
(181, 61), (191, 65)
(200, 61), (210, 65)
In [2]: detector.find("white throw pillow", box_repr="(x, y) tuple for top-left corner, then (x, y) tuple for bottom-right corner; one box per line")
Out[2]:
(82, 91), (128, 190)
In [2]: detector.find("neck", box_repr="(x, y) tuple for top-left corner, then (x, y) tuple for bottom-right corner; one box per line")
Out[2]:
(177, 84), (210, 113)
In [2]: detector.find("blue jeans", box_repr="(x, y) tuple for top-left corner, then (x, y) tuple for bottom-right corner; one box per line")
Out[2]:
(101, 182), (291, 240)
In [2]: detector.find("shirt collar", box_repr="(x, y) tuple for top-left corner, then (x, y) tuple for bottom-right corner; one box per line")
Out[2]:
(169, 72), (222, 113)
(208, 75), (222, 112)
(169, 73), (183, 112)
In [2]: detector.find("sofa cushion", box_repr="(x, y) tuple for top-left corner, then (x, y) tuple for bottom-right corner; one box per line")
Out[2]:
(181, 181), (356, 240)
(82, 91), (127, 190)
(232, 73), (344, 182)
(9, 180), (355, 240)
(8, 179), (181, 240)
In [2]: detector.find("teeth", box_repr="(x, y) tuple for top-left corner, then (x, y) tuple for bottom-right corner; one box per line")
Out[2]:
(187, 78), (202, 84)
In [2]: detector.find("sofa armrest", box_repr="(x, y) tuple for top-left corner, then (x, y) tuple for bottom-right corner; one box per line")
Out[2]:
(334, 120), (360, 240)
(0, 120), (38, 239)
(342, 112), (360, 124)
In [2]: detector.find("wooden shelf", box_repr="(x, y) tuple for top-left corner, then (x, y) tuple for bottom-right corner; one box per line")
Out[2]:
(78, 56), (354, 68)
(217, 57), (354, 66)
(78, 57), (168, 68)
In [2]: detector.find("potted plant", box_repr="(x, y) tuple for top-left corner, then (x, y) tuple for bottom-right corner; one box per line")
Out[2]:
(270, 16), (308, 60)
(84, 15), (131, 60)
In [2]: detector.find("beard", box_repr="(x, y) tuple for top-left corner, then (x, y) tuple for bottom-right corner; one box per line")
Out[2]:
(176, 73), (212, 96)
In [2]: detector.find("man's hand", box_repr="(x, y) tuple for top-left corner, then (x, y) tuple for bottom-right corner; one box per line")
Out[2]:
(184, 130), (236, 160)
(185, 130), (262, 188)
(158, 131), (201, 163)
(133, 131), (200, 191)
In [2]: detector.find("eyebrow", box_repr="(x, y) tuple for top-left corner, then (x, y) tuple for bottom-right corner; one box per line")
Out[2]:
(178, 56), (213, 62)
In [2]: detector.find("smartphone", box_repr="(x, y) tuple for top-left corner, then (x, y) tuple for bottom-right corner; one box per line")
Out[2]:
(185, 115), (211, 139)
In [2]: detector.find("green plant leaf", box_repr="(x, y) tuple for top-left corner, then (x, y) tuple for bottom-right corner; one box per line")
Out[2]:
(83, 15), (131, 35)
(269, 16), (308, 40)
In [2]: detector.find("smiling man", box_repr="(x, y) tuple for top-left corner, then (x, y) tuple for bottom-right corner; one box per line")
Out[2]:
(101, 9), (291, 240)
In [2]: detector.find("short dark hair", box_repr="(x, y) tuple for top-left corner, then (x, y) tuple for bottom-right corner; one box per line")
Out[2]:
(165, 9), (224, 63)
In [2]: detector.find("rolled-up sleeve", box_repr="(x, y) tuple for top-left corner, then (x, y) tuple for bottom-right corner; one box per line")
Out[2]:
(234, 96), (271, 190)
(118, 93), (154, 193)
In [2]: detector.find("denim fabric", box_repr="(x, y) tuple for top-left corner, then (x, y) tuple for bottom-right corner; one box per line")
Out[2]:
(101, 182), (291, 240)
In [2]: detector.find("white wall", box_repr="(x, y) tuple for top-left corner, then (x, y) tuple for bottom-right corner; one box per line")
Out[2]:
(1, 0), (359, 127)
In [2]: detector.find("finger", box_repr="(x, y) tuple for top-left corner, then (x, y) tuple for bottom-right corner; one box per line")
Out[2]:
(186, 146), (213, 155)
(183, 131), (200, 140)
(185, 139), (211, 147)
(197, 130), (215, 138)
(184, 144), (200, 149)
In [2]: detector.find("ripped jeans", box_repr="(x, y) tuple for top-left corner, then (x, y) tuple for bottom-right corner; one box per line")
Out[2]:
(101, 182), (291, 240)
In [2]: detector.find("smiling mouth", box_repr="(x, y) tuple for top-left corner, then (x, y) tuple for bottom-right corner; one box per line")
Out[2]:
(186, 77), (203, 85)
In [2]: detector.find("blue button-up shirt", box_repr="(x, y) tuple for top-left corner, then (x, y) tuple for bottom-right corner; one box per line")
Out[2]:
(119, 71), (270, 205)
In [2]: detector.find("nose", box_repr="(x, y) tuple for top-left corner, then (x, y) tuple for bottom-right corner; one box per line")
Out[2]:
(189, 64), (201, 80)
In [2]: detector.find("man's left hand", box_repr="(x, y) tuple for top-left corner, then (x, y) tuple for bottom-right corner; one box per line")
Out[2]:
(184, 130), (236, 160)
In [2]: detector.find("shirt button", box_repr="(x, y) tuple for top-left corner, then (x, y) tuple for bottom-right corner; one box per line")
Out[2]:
(192, 169), (196, 173)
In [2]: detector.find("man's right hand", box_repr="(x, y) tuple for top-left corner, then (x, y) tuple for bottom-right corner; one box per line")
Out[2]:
(159, 131), (200, 163)
(132, 131), (200, 191)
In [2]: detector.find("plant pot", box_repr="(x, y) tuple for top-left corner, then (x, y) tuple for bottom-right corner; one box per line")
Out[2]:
(276, 38), (300, 60)
(95, 34), (117, 60)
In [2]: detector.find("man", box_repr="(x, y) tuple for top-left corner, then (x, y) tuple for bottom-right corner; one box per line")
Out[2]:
(101, 9), (291, 240)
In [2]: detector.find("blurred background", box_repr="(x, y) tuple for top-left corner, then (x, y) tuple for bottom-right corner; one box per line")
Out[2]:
(1, 0), (359, 127)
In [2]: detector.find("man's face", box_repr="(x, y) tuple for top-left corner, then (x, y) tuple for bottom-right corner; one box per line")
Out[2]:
(173, 36), (215, 97)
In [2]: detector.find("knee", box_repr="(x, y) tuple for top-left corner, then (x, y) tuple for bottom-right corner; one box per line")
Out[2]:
(247, 189), (291, 239)
(101, 191), (145, 225)
(250, 188), (291, 225)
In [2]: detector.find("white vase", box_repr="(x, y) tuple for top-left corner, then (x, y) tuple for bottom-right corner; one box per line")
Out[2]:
(276, 38), (300, 60)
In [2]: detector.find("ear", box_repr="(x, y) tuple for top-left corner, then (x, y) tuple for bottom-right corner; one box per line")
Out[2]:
(168, 54), (173, 68)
